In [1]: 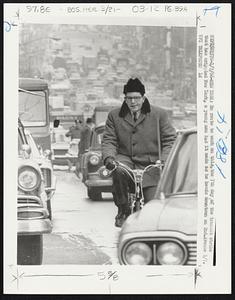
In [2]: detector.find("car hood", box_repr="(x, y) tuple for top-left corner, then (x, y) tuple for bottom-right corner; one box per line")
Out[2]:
(121, 194), (197, 235)
(18, 156), (42, 172)
(32, 157), (52, 169)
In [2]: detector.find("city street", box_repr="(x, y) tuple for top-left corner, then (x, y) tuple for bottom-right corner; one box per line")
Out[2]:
(43, 168), (120, 265)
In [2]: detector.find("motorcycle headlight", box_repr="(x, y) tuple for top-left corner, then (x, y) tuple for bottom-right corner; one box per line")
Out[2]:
(156, 242), (185, 265)
(124, 242), (152, 265)
(18, 166), (41, 192)
(89, 154), (100, 165)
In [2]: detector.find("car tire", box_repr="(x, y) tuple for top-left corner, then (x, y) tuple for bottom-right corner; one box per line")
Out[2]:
(17, 235), (43, 265)
(87, 188), (102, 201)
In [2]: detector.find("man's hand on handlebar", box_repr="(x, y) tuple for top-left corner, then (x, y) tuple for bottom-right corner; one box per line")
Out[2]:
(153, 160), (164, 171)
(104, 156), (116, 171)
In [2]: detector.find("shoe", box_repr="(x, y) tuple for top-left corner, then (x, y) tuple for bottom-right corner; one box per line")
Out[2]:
(114, 205), (131, 227)
(115, 213), (128, 227)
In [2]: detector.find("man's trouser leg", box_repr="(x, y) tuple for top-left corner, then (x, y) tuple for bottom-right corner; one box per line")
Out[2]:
(111, 156), (134, 227)
(112, 167), (133, 209)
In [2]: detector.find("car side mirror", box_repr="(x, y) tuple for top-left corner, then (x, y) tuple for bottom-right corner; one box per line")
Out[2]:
(44, 149), (52, 159)
(37, 144), (43, 155)
(21, 144), (31, 158)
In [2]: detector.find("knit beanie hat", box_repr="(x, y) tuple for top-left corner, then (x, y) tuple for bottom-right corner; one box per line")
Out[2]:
(123, 78), (145, 96)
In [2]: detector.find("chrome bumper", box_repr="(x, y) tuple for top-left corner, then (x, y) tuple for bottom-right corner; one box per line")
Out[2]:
(18, 218), (52, 235)
(17, 193), (52, 235)
(85, 178), (113, 187)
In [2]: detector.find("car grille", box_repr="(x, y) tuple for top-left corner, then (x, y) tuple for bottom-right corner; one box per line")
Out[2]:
(17, 195), (42, 206)
(41, 168), (51, 188)
(185, 241), (197, 265)
(53, 149), (68, 156)
(18, 211), (45, 219)
(18, 198), (38, 204)
(88, 162), (102, 173)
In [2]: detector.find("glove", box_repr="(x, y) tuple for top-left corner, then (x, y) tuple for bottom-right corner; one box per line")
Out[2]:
(104, 156), (116, 171)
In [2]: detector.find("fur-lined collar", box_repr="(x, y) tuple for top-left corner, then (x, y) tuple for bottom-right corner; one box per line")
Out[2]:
(119, 97), (151, 117)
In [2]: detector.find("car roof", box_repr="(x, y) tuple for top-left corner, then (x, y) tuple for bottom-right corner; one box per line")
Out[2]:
(19, 78), (48, 90)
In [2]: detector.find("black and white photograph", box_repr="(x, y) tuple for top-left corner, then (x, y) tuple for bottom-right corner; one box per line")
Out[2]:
(18, 23), (197, 266)
(4, 3), (231, 295)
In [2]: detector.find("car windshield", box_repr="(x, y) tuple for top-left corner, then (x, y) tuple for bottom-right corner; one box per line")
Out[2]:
(162, 132), (197, 196)
(19, 89), (46, 126)
(91, 127), (104, 148)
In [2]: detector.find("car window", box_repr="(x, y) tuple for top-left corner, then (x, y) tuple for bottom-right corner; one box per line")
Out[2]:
(163, 132), (197, 196)
(19, 90), (46, 126)
(97, 133), (103, 145)
(91, 128), (104, 147)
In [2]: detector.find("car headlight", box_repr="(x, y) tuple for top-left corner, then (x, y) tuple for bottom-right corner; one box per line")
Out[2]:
(18, 166), (41, 191)
(89, 154), (100, 165)
(156, 242), (185, 265)
(99, 166), (111, 178)
(124, 242), (152, 265)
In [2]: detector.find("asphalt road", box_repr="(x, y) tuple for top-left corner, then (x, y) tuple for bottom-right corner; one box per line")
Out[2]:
(43, 167), (121, 265)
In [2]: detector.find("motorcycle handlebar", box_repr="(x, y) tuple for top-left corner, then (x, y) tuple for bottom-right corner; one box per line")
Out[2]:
(111, 160), (164, 176)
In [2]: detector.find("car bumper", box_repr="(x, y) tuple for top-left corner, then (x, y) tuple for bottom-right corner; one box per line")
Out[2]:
(85, 178), (113, 188)
(53, 155), (78, 165)
(18, 218), (52, 235)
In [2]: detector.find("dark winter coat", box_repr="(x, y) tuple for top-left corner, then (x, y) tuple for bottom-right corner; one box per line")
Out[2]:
(65, 125), (81, 139)
(102, 98), (177, 187)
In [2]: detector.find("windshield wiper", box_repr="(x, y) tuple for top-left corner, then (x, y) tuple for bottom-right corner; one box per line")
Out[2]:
(19, 88), (44, 97)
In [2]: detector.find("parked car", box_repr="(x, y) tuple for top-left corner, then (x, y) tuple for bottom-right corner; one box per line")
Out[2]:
(18, 119), (52, 264)
(118, 128), (197, 266)
(77, 122), (113, 201)
(24, 128), (56, 219)
(51, 125), (79, 168)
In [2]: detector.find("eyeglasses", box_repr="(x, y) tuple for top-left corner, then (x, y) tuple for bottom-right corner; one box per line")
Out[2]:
(125, 96), (142, 101)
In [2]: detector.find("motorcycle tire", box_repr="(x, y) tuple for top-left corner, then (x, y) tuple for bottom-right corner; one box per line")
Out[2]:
(134, 201), (141, 212)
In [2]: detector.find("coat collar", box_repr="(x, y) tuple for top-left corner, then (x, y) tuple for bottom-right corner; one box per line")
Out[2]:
(119, 97), (151, 118)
